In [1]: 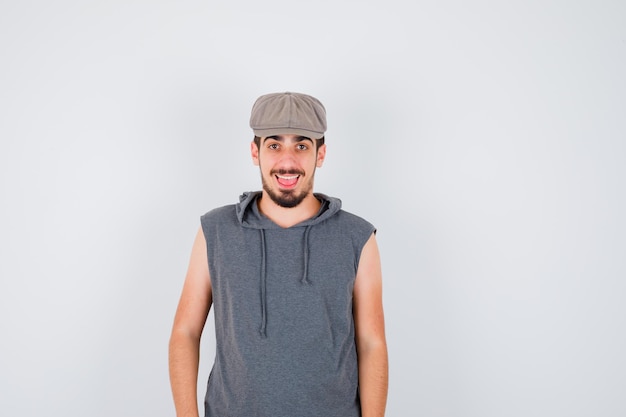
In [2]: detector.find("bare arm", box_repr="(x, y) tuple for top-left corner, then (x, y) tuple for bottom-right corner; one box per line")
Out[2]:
(353, 233), (388, 417)
(169, 227), (213, 417)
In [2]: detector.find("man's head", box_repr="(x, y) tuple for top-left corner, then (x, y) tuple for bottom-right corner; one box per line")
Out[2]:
(249, 92), (327, 208)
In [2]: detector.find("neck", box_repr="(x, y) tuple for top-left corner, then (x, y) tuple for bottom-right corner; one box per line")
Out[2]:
(257, 192), (321, 228)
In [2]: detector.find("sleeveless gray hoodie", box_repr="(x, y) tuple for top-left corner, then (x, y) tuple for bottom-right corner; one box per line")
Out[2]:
(200, 191), (375, 417)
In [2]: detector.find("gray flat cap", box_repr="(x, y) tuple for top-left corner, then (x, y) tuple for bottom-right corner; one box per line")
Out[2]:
(250, 92), (327, 139)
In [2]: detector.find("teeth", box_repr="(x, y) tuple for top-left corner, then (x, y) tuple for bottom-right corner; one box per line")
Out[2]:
(277, 175), (298, 180)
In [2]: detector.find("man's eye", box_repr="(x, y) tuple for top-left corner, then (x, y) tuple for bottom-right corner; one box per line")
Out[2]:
(268, 144), (279, 149)
(297, 144), (308, 150)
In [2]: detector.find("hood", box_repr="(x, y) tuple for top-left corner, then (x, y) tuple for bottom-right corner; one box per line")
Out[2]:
(234, 191), (342, 337)
(235, 191), (342, 229)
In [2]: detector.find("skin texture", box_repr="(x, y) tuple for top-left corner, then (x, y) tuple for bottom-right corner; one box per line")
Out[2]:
(169, 228), (212, 417)
(168, 134), (388, 416)
(354, 234), (389, 417)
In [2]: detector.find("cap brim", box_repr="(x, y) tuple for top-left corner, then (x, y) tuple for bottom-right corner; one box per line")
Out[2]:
(252, 128), (324, 140)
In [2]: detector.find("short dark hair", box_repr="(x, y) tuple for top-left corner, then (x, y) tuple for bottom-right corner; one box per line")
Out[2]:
(253, 136), (325, 150)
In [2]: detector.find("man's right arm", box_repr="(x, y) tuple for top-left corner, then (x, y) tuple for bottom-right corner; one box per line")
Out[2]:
(169, 226), (213, 417)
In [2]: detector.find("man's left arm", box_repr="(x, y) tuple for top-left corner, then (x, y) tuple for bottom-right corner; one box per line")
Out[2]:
(353, 233), (389, 417)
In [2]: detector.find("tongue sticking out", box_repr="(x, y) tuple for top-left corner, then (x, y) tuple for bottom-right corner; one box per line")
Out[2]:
(277, 176), (298, 187)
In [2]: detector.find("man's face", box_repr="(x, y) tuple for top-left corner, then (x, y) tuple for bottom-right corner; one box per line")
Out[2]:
(251, 134), (326, 208)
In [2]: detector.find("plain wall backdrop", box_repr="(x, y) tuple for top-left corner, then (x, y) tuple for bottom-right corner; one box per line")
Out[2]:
(1, 1), (625, 416)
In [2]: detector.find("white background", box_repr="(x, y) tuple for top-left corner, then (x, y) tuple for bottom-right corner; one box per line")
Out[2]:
(1, 1), (625, 416)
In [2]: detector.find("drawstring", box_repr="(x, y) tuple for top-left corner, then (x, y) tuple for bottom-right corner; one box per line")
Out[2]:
(259, 229), (267, 338)
(302, 226), (312, 285)
(258, 226), (312, 337)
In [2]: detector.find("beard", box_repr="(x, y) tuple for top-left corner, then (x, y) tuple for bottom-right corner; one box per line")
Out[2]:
(261, 168), (312, 208)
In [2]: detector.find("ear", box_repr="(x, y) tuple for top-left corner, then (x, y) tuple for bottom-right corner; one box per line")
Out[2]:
(251, 141), (260, 166)
(316, 143), (327, 168)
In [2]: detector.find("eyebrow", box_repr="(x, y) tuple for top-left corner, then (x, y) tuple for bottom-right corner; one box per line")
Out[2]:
(264, 135), (313, 143)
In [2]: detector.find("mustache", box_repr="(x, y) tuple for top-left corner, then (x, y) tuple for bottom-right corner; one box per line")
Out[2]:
(271, 169), (305, 176)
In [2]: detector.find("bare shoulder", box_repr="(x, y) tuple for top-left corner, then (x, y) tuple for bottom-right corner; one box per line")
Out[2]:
(355, 233), (382, 288)
(353, 233), (385, 343)
(171, 226), (213, 339)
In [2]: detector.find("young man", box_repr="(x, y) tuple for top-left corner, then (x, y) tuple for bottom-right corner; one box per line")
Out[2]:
(169, 92), (388, 417)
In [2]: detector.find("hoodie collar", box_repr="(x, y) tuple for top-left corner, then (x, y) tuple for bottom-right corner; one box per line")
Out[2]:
(235, 191), (342, 229)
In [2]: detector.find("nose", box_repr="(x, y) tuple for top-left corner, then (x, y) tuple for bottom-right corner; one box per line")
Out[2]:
(278, 146), (299, 163)
(273, 150), (304, 175)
